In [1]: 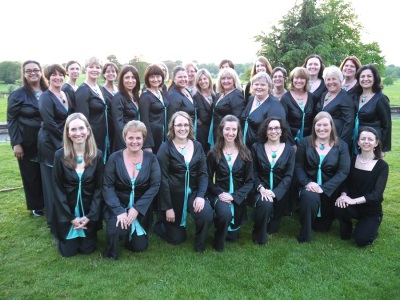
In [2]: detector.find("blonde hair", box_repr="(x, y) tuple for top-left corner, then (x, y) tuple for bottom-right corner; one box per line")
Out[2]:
(167, 111), (195, 140)
(323, 66), (343, 82)
(122, 120), (147, 141)
(195, 69), (215, 96)
(216, 68), (243, 93)
(250, 72), (273, 95)
(289, 67), (310, 92)
(85, 56), (103, 68)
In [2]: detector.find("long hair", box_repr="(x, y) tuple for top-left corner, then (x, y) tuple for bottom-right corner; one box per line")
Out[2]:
(310, 111), (339, 147)
(21, 60), (48, 92)
(195, 69), (215, 97)
(302, 54), (325, 79)
(339, 56), (362, 73)
(257, 117), (289, 144)
(211, 115), (252, 163)
(62, 113), (98, 169)
(219, 59), (234, 69)
(168, 66), (187, 91)
(357, 126), (383, 159)
(118, 65), (140, 101)
(167, 111), (195, 141)
(289, 67), (310, 92)
(250, 56), (273, 78)
(215, 67), (243, 93)
(353, 64), (383, 97)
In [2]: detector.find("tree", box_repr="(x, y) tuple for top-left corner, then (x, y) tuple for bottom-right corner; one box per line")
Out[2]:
(106, 54), (122, 70)
(255, 0), (385, 74)
(0, 61), (21, 84)
(383, 76), (394, 86)
(128, 55), (149, 82)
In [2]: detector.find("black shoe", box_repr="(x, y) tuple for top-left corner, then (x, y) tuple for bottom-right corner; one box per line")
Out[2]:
(32, 210), (44, 217)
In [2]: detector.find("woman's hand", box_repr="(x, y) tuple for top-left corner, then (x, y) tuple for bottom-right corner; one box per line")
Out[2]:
(73, 216), (90, 229)
(335, 195), (355, 208)
(218, 192), (233, 203)
(127, 207), (139, 226)
(259, 187), (275, 202)
(193, 197), (205, 213)
(166, 209), (175, 223)
(13, 144), (24, 160)
(306, 182), (323, 193)
(116, 212), (129, 229)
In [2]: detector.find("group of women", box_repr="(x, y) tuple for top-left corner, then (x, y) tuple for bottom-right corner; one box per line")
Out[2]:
(7, 54), (391, 258)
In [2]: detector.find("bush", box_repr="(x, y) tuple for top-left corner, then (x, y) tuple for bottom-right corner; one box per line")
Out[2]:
(383, 76), (394, 86)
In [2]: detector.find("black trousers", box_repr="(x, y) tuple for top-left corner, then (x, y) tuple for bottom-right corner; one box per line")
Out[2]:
(17, 158), (44, 210)
(335, 205), (382, 247)
(252, 198), (274, 245)
(40, 163), (54, 226)
(58, 236), (97, 257)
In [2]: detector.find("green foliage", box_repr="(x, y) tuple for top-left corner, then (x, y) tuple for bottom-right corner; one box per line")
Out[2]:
(255, 0), (385, 73)
(383, 76), (394, 86)
(0, 61), (21, 84)
(385, 65), (400, 79)
(106, 54), (122, 70)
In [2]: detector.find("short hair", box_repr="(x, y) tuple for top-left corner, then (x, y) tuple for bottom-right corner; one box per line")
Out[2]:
(168, 66), (187, 90)
(184, 62), (198, 72)
(219, 59), (234, 69)
(44, 64), (66, 81)
(122, 120), (147, 141)
(65, 60), (81, 71)
(357, 126), (383, 159)
(302, 54), (325, 79)
(250, 56), (273, 78)
(216, 67), (243, 93)
(272, 67), (287, 79)
(63, 113), (97, 169)
(257, 117), (289, 144)
(195, 69), (215, 96)
(250, 72), (273, 95)
(118, 65), (141, 101)
(144, 64), (165, 89)
(167, 111), (195, 140)
(102, 62), (119, 80)
(289, 67), (310, 92)
(21, 60), (48, 91)
(311, 111), (339, 147)
(323, 66), (344, 82)
(85, 56), (102, 68)
(339, 56), (362, 72)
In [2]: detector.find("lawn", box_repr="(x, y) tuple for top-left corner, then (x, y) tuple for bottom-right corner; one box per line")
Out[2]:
(0, 119), (399, 298)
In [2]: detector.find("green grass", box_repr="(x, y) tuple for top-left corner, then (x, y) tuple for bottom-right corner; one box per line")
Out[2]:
(0, 121), (399, 299)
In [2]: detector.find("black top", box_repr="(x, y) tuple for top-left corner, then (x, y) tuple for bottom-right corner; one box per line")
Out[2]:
(102, 150), (161, 228)
(244, 81), (252, 105)
(193, 92), (214, 152)
(280, 91), (315, 145)
(241, 95), (286, 149)
(167, 85), (197, 128)
(354, 91), (392, 152)
(342, 157), (389, 215)
(75, 83), (109, 155)
(111, 92), (140, 152)
(52, 148), (104, 240)
(251, 142), (295, 201)
(7, 87), (42, 158)
(295, 136), (350, 198)
(62, 83), (76, 111)
(157, 140), (207, 224)
(138, 90), (169, 153)
(311, 80), (328, 107)
(211, 89), (245, 140)
(37, 90), (72, 165)
(316, 89), (355, 145)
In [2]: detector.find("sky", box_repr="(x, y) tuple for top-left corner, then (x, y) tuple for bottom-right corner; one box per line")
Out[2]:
(1, 0), (397, 66)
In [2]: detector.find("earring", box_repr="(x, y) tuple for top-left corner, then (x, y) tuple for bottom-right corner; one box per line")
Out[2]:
(374, 147), (376, 151)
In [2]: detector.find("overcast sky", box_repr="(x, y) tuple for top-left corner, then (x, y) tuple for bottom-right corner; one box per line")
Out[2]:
(1, 0), (397, 66)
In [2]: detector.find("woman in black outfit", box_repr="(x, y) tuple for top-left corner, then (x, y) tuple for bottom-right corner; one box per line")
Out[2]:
(7, 60), (48, 217)
(302, 54), (327, 105)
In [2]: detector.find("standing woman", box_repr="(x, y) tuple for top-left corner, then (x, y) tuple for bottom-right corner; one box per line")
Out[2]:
(158, 62), (169, 93)
(38, 64), (72, 226)
(339, 56), (362, 96)
(207, 115), (253, 251)
(251, 117), (295, 242)
(244, 56), (273, 104)
(295, 111), (350, 242)
(155, 111), (213, 252)
(102, 62), (119, 98)
(185, 62), (198, 96)
(52, 113), (103, 257)
(167, 66), (198, 138)
(193, 68), (215, 153)
(315, 66), (355, 146)
(302, 54), (327, 105)
(111, 65), (141, 152)
(103, 121), (160, 259)
(271, 67), (288, 100)
(76, 57), (110, 163)
(139, 64), (169, 154)
(351, 64), (391, 156)
(7, 60), (48, 217)
(62, 60), (81, 109)
(335, 127), (388, 247)
(241, 72), (286, 149)
(208, 67), (245, 148)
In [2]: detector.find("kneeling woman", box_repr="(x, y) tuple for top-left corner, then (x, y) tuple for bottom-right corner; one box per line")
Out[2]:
(335, 127), (388, 247)
(295, 111), (350, 242)
(155, 111), (213, 252)
(52, 113), (104, 257)
(103, 120), (161, 259)
(207, 115), (254, 251)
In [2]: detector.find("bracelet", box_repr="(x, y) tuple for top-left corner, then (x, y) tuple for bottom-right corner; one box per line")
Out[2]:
(257, 184), (263, 192)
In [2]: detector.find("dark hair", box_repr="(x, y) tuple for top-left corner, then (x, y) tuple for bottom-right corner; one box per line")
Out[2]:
(257, 117), (289, 144)
(118, 65), (140, 101)
(219, 59), (234, 69)
(302, 54), (325, 79)
(21, 60), (48, 92)
(65, 60), (81, 70)
(353, 64), (383, 96)
(357, 126), (383, 159)
(210, 115), (252, 163)
(144, 64), (164, 88)
(102, 62), (119, 79)
(168, 66), (186, 91)
(44, 64), (66, 80)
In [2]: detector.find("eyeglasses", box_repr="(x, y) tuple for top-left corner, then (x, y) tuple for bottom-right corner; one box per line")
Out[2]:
(25, 69), (41, 74)
(272, 75), (284, 79)
(174, 124), (190, 128)
(267, 127), (281, 132)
